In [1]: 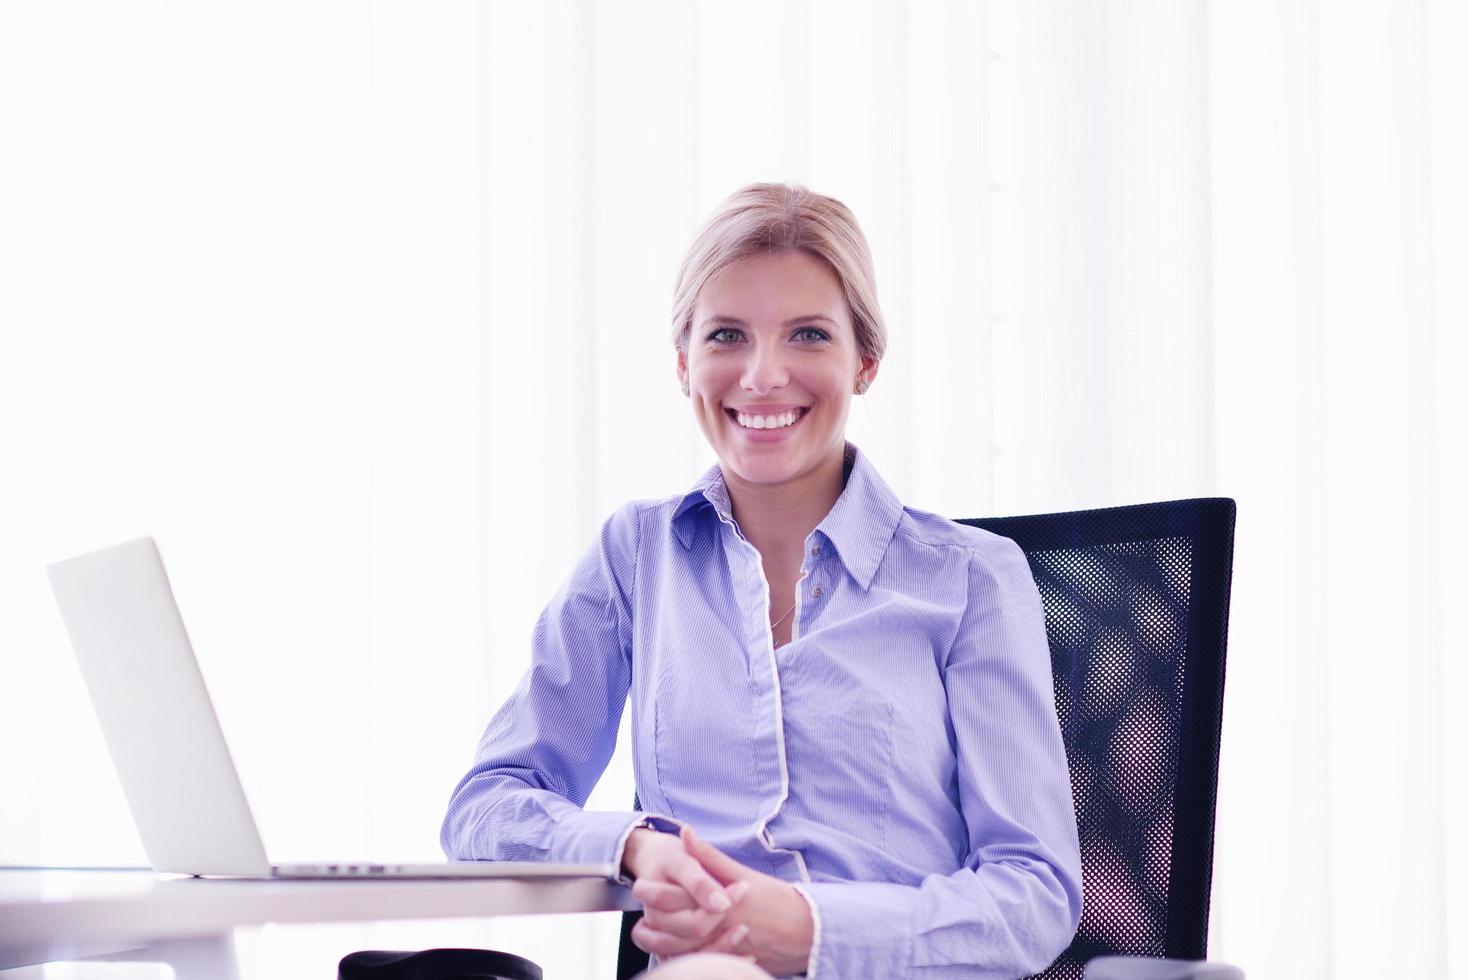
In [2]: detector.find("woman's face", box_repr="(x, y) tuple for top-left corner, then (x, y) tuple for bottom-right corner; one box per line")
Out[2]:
(677, 249), (876, 491)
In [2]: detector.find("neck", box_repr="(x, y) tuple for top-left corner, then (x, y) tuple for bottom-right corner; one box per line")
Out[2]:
(722, 445), (849, 561)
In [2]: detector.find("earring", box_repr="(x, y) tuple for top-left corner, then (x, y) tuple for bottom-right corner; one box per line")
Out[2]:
(681, 381), (689, 396)
(856, 379), (869, 394)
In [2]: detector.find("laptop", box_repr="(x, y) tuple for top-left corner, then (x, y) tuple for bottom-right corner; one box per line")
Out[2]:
(46, 536), (614, 881)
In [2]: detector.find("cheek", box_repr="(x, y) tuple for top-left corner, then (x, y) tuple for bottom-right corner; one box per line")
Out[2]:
(690, 363), (733, 393)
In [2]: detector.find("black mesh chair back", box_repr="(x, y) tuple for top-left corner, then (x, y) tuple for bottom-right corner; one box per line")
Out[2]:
(959, 496), (1235, 977)
(618, 497), (1235, 980)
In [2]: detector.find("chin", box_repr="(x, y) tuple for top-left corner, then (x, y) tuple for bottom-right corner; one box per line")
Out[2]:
(728, 453), (813, 482)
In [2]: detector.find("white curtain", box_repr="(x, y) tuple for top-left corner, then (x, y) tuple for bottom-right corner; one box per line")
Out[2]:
(1, 1), (1462, 977)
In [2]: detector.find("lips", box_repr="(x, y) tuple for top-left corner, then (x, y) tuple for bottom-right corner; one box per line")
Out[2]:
(724, 405), (809, 415)
(724, 409), (809, 446)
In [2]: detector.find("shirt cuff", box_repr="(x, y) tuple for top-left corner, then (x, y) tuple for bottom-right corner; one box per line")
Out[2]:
(546, 809), (659, 873)
(795, 881), (915, 978)
(789, 883), (822, 979)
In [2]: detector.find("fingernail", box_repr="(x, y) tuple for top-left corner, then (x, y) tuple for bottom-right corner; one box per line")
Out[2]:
(731, 924), (750, 945)
(708, 891), (731, 912)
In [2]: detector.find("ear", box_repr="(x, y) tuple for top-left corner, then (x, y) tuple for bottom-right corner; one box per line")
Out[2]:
(860, 355), (879, 387)
(676, 348), (689, 389)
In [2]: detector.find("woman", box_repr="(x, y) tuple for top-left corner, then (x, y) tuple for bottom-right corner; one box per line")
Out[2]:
(442, 183), (1083, 978)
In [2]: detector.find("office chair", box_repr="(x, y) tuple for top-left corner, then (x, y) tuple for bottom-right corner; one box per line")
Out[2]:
(616, 496), (1240, 980)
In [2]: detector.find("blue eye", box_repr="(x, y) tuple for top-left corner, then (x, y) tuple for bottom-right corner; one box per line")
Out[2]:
(705, 326), (830, 344)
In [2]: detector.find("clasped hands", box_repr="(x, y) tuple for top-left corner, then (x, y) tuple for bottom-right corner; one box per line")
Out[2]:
(622, 823), (813, 976)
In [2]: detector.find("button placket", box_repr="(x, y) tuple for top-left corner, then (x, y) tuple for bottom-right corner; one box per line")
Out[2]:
(793, 568), (827, 645)
(791, 540), (828, 642)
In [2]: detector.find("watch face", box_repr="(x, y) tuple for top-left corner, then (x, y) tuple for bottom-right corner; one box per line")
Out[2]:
(641, 815), (682, 836)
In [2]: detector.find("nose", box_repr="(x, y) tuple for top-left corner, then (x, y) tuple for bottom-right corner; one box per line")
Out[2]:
(740, 339), (790, 394)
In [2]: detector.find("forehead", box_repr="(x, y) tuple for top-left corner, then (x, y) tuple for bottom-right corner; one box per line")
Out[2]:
(695, 250), (848, 325)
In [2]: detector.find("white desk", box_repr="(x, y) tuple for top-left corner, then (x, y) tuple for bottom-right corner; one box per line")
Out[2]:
(0, 869), (637, 978)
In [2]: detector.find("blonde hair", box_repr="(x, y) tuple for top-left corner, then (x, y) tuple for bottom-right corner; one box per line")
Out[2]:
(671, 182), (887, 367)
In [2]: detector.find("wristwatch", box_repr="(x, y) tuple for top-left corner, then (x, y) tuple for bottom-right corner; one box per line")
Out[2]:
(633, 814), (682, 836)
(618, 813), (683, 885)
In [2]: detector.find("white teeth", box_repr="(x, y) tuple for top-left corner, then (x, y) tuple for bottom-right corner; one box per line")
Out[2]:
(734, 409), (802, 430)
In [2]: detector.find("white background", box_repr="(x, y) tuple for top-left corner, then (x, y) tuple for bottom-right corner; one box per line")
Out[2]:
(1, 1), (1464, 977)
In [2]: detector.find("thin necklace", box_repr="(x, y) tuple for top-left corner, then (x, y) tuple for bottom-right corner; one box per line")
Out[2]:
(770, 599), (798, 647)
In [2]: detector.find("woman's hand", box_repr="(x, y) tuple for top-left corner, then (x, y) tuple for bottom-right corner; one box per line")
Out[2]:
(624, 826), (751, 957)
(636, 826), (814, 977)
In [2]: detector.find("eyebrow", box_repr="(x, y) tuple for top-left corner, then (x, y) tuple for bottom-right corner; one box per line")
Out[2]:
(700, 314), (837, 329)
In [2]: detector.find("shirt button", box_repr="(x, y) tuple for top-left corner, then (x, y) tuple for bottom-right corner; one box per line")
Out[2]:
(810, 586), (823, 598)
(810, 544), (822, 557)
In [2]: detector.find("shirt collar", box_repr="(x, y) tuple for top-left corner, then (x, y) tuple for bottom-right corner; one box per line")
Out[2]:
(670, 441), (903, 592)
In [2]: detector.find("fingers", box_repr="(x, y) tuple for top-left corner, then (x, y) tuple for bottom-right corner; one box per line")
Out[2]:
(633, 877), (751, 914)
(640, 874), (757, 921)
(638, 905), (726, 942)
(633, 916), (750, 961)
(635, 880), (751, 943)
(667, 849), (736, 912)
(680, 825), (746, 884)
(685, 888), (755, 959)
(692, 920), (752, 957)
(632, 878), (699, 912)
(628, 825), (737, 914)
(632, 913), (719, 959)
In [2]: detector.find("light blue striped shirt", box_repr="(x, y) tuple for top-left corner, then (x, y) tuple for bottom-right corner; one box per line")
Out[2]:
(442, 442), (1083, 977)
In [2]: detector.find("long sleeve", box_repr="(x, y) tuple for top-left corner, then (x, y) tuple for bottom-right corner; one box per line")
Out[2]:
(795, 536), (1084, 978)
(440, 501), (646, 869)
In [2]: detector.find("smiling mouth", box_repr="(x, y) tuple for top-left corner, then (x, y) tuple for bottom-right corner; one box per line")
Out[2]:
(724, 407), (811, 431)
